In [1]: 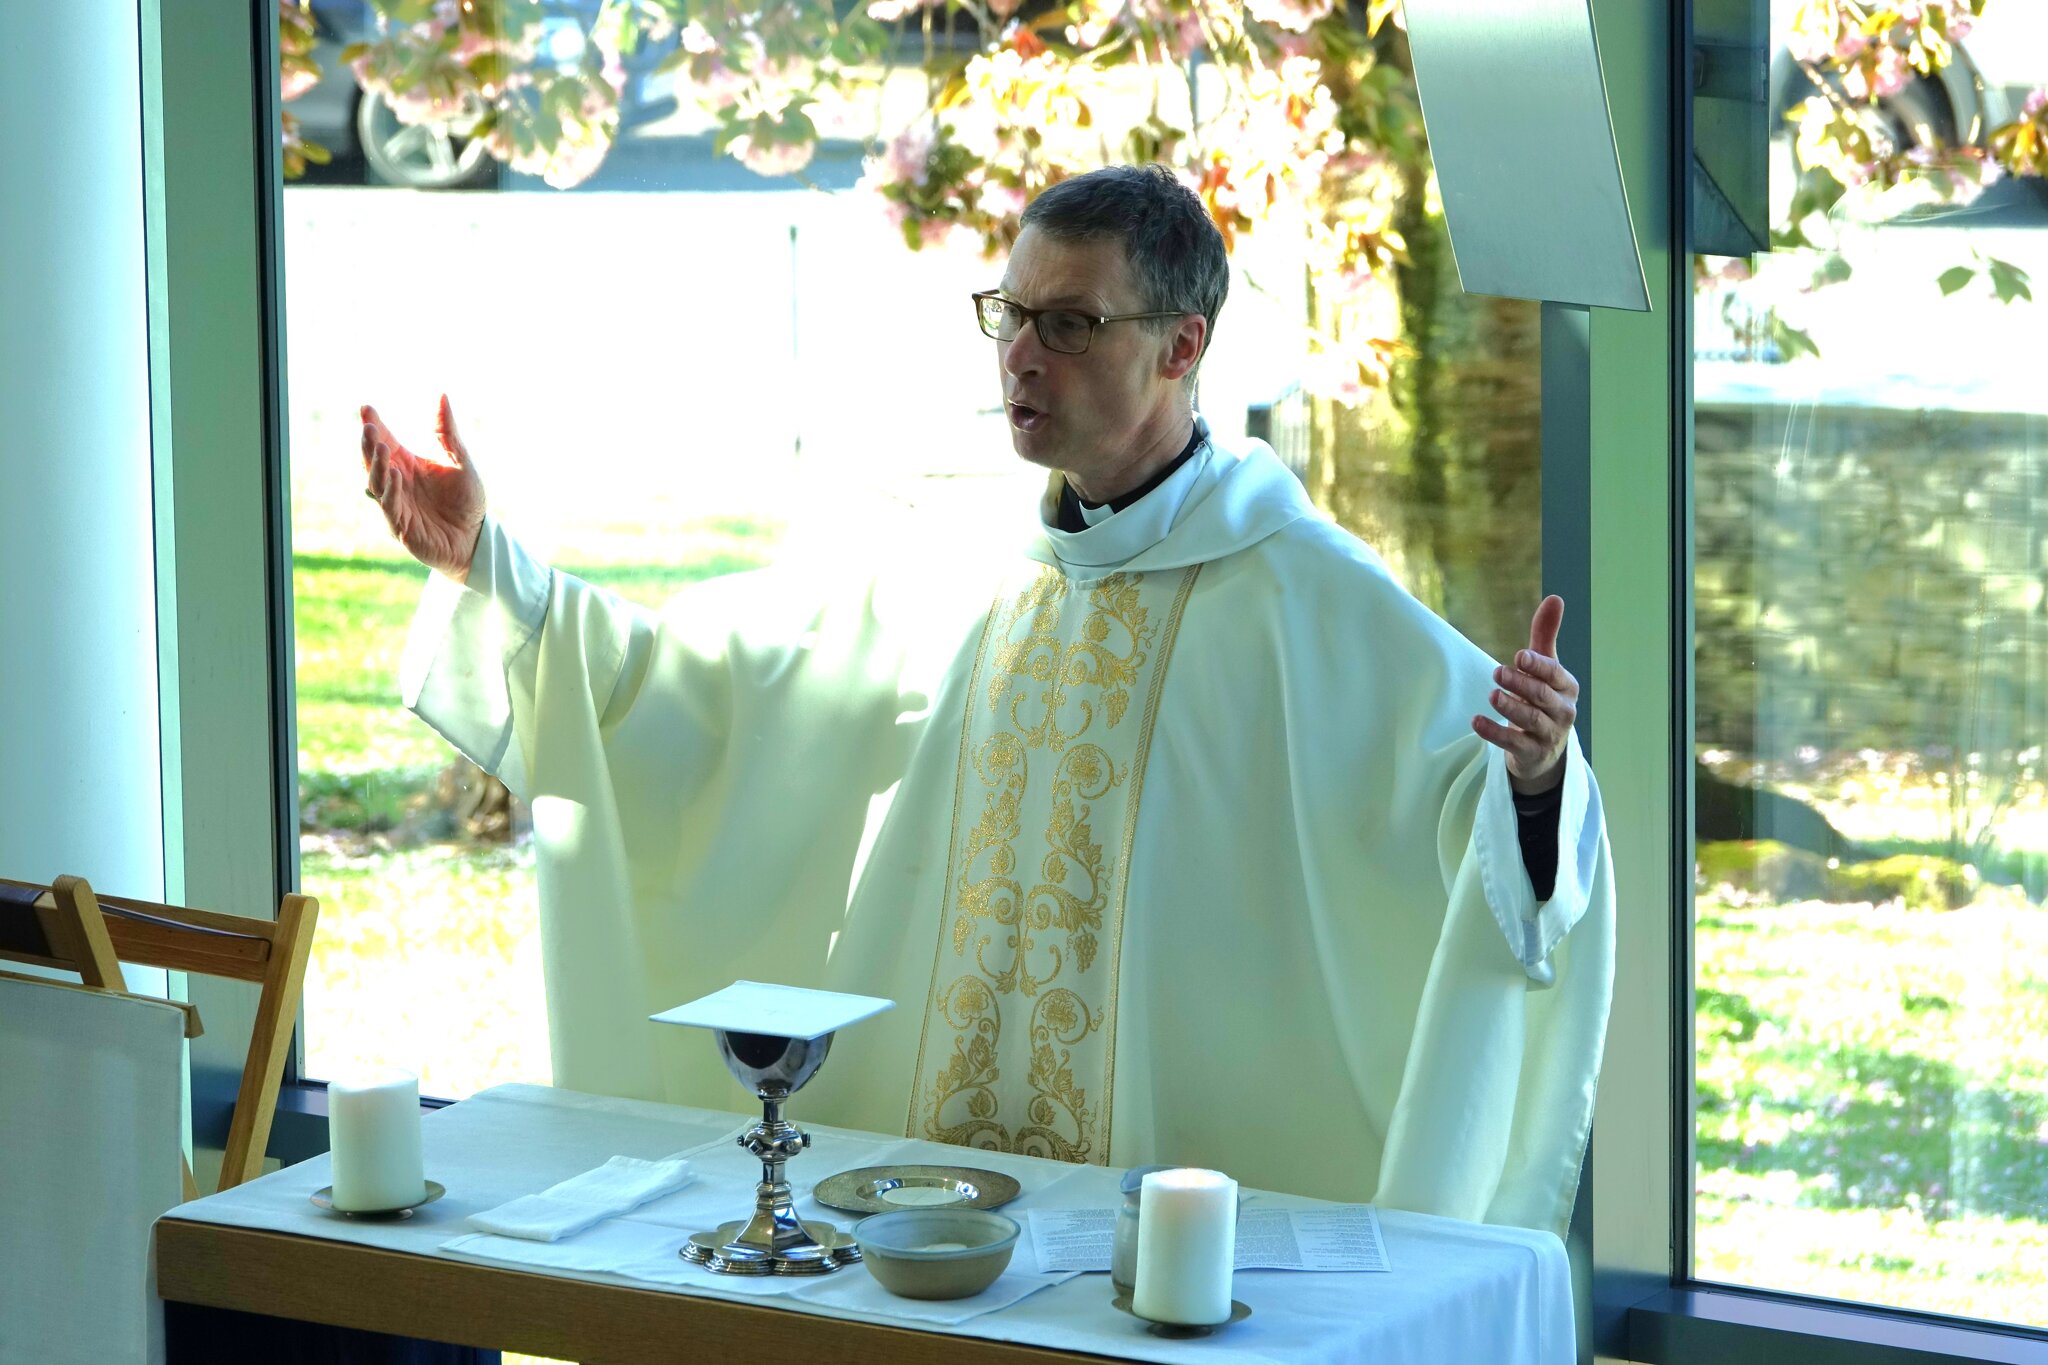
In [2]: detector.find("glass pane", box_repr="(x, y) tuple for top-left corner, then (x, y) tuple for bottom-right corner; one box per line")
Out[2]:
(1692, 2), (2048, 1327)
(280, 5), (1535, 1104)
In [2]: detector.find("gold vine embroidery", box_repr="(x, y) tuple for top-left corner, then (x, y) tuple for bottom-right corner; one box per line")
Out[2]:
(919, 568), (1176, 1161)
(987, 573), (1154, 751)
(922, 977), (1101, 1161)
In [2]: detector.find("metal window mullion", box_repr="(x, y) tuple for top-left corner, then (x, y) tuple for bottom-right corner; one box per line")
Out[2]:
(142, 0), (294, 1181)
(1583, 0), (1683, 1360)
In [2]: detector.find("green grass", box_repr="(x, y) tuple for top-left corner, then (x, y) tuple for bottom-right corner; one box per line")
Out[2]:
(292, 515), (777, 778)
(291, 520), (778, 1095)
(1852, 834), (2048, 902)
(1695, 892), (2048, 1325)
(300, 842), (548, 1100)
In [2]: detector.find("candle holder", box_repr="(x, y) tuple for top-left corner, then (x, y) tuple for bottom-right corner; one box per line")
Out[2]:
(678, 1027), (862, 1275)
(1112, 1292), (1254, 1337)
(310, 1179), (446, 1220)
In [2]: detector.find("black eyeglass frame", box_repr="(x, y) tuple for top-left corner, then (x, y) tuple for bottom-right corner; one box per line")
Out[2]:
(970, 289), (1190, 355)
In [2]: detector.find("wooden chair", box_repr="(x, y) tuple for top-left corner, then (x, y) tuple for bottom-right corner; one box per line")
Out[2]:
(0, 873), (318, 1200)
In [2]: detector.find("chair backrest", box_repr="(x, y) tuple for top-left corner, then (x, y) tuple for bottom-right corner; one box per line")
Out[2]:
(0, 968), (189, 1362)
(0, 873), (319, 1192)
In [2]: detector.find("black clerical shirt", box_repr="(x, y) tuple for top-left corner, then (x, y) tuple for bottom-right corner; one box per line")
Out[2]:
(1052, 421), (1565, 900)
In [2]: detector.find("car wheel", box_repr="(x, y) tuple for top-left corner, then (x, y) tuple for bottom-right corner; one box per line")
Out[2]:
(356, 87), (499, 190)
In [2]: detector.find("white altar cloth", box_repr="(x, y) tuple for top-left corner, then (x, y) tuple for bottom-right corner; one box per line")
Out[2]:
(157, 1083), (1574, 1364)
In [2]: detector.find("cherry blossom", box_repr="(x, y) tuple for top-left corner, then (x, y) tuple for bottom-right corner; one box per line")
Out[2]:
(298, 0), (2040, 402)
(1246, 0), (1335, 36)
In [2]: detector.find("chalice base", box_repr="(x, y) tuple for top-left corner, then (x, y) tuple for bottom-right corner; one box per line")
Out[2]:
(680, 1218), (862, 1275)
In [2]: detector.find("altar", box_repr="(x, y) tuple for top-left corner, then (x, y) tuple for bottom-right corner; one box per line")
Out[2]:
(155, 1083), (1575, 1363)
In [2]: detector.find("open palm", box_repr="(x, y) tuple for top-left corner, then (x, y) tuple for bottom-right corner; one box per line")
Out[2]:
(360, 394), (486, 583)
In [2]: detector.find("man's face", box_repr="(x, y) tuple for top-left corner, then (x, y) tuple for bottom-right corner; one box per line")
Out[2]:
(992, 226), (1198, 484)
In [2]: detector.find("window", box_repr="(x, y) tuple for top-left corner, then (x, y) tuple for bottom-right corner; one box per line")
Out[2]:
(277, 4), (1537, 1102)
(1691, 1), (2048, 1328)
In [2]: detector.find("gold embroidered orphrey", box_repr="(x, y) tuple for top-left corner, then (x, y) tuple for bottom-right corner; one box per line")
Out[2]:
(907, 563), (1201, 1164)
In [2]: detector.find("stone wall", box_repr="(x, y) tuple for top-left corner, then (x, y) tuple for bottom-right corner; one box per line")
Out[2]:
(1694, 402), (2048, 765)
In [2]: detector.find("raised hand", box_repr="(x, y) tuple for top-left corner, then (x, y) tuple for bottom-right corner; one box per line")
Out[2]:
(361, 394), (486, 583)
(1472, 595), (1579, 794)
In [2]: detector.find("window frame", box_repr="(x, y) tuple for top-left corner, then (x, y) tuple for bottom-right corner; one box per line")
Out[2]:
(1593, 1), (2048, 1361)
(155, 1), (2048, 1358)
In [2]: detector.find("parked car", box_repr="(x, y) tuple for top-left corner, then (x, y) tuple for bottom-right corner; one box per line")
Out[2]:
(287, 0), (681, 190)
(1766, 0), (2048, 224)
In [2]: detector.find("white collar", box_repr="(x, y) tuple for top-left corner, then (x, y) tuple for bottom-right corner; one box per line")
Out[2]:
(1034, 438), (1216, 573)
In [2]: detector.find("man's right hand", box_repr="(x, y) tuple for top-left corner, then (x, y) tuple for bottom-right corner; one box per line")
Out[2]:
(361, 394), (487, 584)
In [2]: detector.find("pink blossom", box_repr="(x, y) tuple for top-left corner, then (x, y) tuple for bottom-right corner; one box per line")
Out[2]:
(1786, 12), (1833, 63)
(1325, 147), (1390, 183)
(2026, 88), (2048, 119)
(1833, 32), (1867, 61)
(280, 68), (318, 102)
(1066, 0), (1125, 46)
(1787, 32), (1826, 63)
(1946, 153), (2002, 204)
(453, 28), (497, 63)
(685, 57), (748, 110)
(681, 21), (718, 55)
(979, 180), (1027, 218)
(732, 133), (815, 178)
(508, 131), (610, 190)
(1872, 46), (1910, 99)
(1302, 347), (1368, 405)
(1324, 262), (1382, 305)
(1129, 0), (1206, 59)
(1270, 28), (1316, 58)
(883, 123), (937, 187)
(1246, 0), (1334, 34)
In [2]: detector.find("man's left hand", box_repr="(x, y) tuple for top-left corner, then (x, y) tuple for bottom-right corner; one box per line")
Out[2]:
(1473, 595), (1578, 795)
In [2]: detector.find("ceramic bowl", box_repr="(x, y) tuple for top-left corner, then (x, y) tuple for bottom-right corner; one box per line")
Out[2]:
(853, 1208), (1021, 1300)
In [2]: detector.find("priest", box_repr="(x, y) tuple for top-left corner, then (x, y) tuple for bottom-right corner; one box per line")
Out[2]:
(360, 164), (1613, 1240)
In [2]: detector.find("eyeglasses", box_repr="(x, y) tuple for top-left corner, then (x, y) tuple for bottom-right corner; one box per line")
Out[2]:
(971, 290), (1187, 356)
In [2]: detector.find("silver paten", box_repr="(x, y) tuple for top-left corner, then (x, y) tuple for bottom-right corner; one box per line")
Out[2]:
(812, 1164), (1023, 1215)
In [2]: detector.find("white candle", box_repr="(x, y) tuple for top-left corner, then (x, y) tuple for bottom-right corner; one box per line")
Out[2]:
(328, 1069), (424, 1211)
(1133, 1167), (1237, 1325)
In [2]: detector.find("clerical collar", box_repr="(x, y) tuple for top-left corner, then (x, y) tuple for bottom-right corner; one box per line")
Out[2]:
(1054, 421), (1206, 534)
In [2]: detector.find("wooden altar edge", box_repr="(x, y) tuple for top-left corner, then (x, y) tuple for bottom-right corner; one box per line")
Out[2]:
(155, 1217), (1123, 1365)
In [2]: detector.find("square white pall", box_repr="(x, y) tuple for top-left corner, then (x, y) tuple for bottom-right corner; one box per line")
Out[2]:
(649, 980), (894, 1040)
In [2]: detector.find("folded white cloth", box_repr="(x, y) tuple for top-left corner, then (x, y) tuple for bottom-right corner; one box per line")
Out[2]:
(468, 1155), (699, 1241)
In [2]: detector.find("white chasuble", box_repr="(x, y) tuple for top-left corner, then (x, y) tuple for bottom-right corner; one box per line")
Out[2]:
(400, 428), (1616, 1241)
(910, 565), (1199, 1163)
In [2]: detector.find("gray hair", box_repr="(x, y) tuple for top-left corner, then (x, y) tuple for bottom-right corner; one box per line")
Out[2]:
(1019, 164), (1228, 381)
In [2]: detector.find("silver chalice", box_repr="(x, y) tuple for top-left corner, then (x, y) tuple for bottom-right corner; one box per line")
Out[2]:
(679, 1027), (862, 1274)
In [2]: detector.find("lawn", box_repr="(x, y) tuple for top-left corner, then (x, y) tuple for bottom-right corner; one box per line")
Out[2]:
(292, 515), (780, 775)
(1695, 891), (2048, 1326)
(292, 518), (778, 1097)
